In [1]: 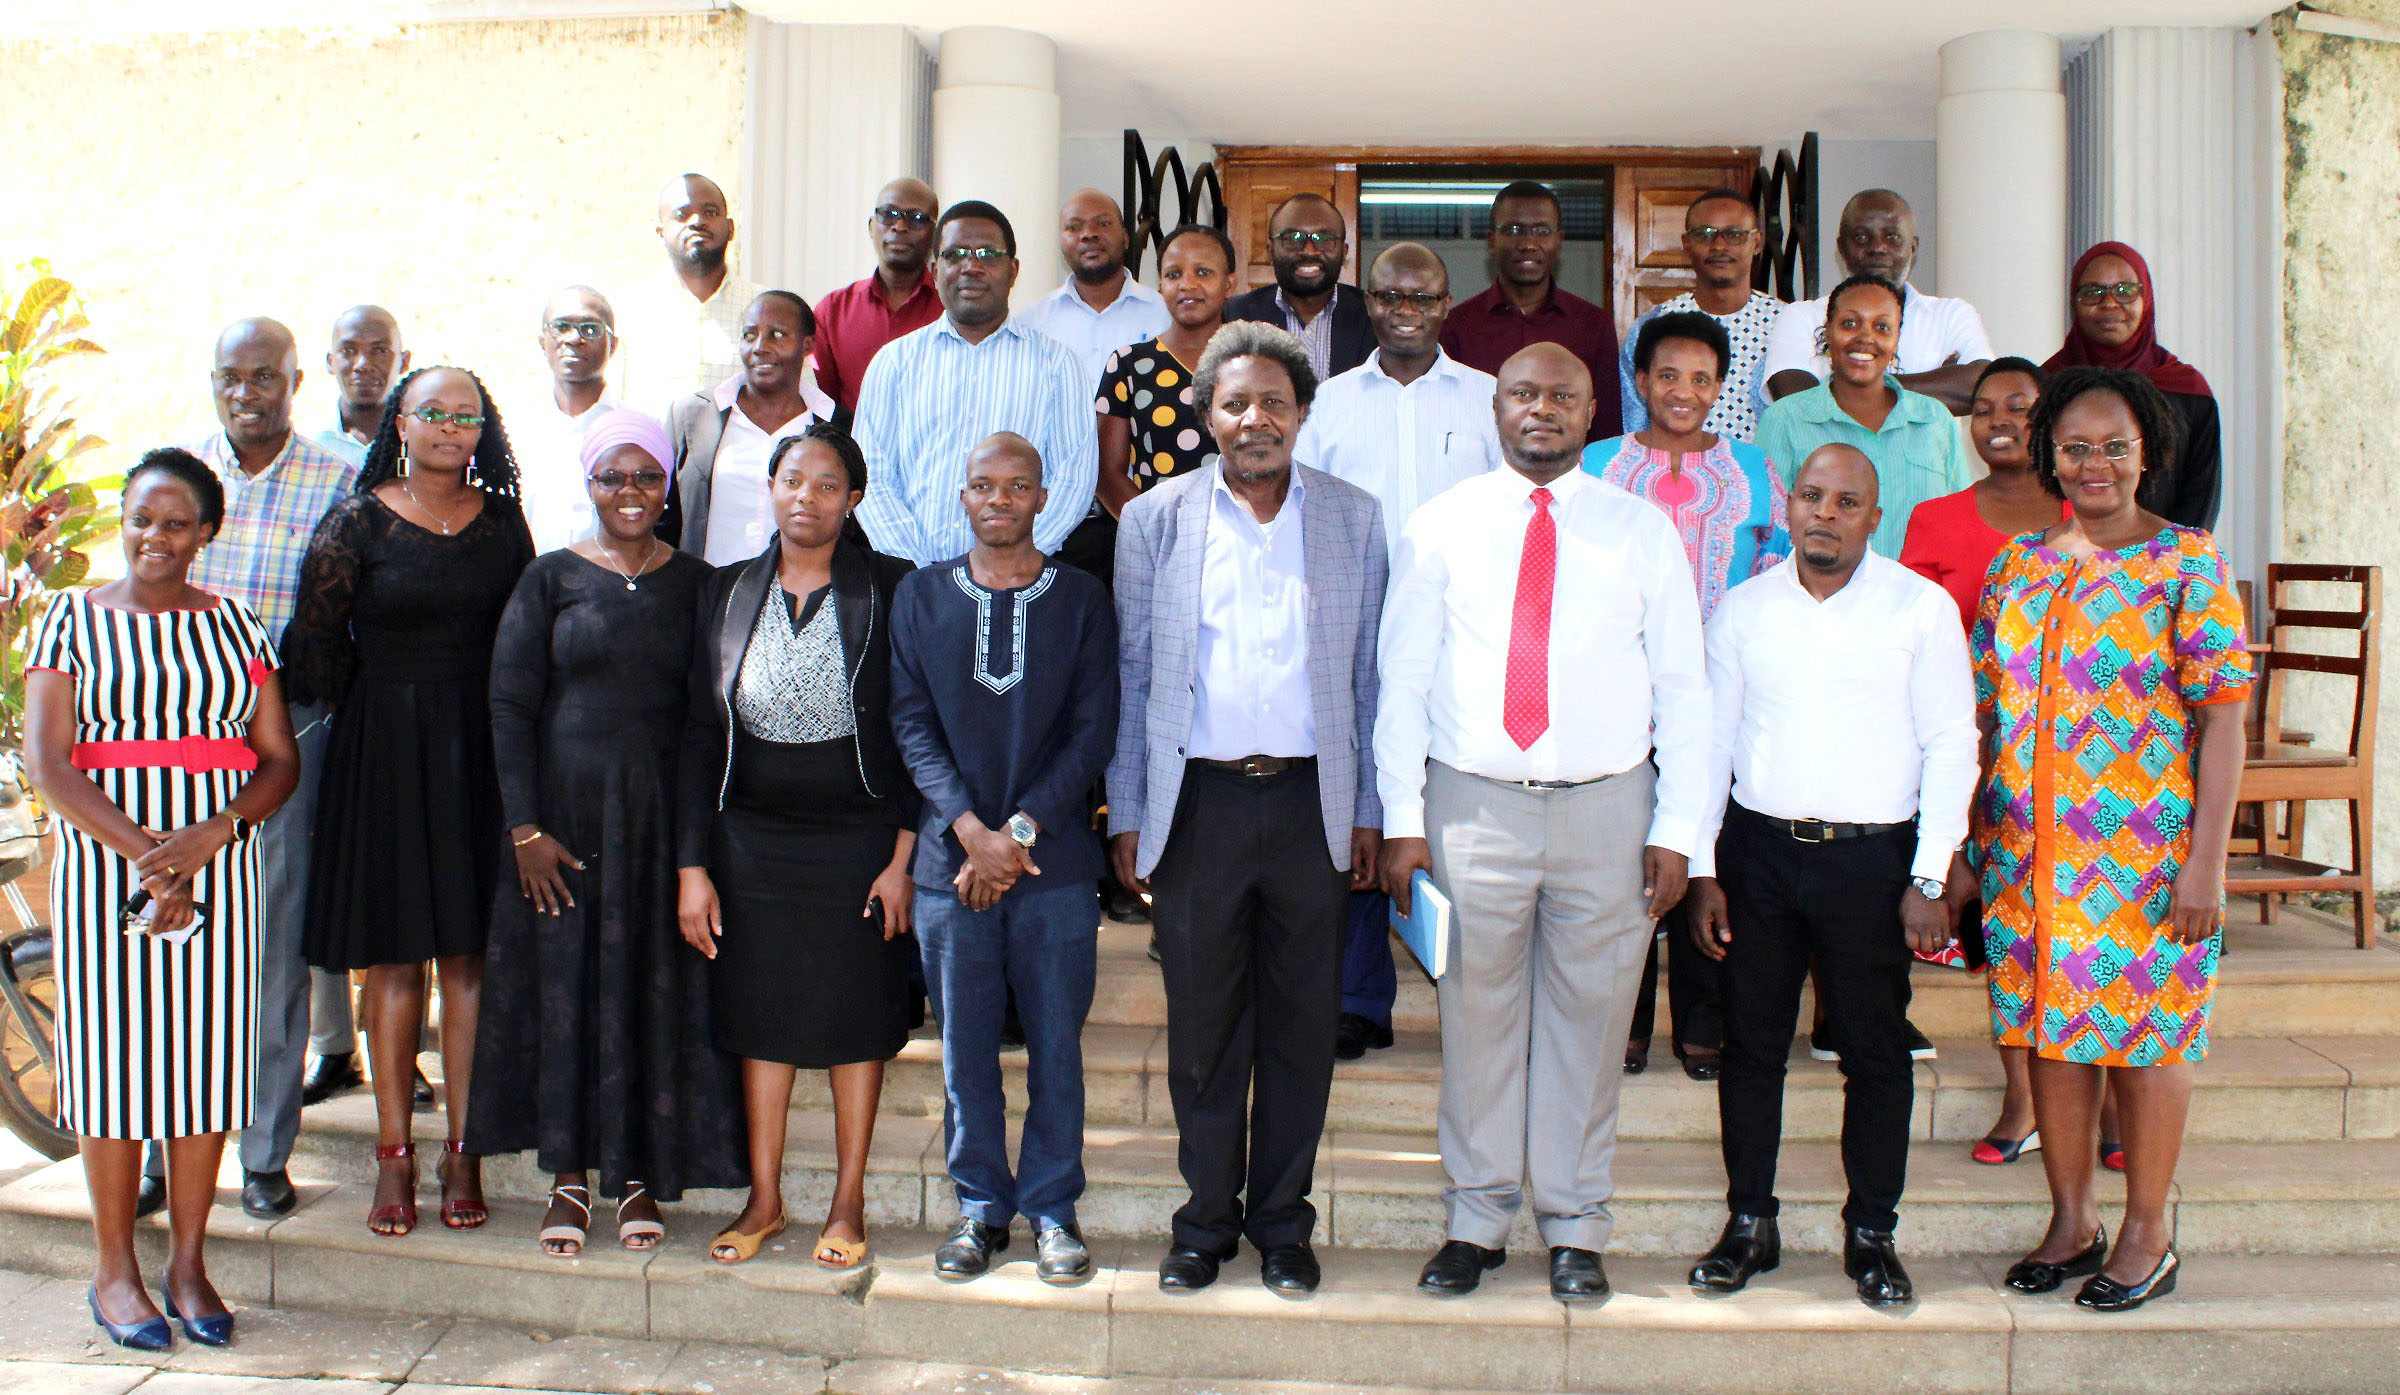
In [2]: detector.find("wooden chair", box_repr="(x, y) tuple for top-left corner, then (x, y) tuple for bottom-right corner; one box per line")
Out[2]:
(2225, 563), (2381, 947)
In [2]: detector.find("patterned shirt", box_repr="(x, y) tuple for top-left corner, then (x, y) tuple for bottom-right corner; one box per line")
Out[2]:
(1097, 337), (1217, 491)
(1617, 290), (1784, 442)
(1274, 287), (1339, 385)
(1582, 433), (1789, 622)
(190, 430), (360, 640)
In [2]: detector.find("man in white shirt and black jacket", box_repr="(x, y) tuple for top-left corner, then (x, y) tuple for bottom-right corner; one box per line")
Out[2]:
(1683, 443), (1978, 1308)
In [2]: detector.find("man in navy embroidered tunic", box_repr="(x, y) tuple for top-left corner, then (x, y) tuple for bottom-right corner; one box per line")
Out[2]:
(889, 431), (1120, 1285)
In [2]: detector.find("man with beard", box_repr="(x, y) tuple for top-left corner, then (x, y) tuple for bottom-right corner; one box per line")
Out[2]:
(1377, 343), (1707, 1303)
(814, 177), (944, 425)
(514, 286), (622, 553)
(625, 173), (824, 417)
(1759, 189), (1991, 413)
(1441, 182), (1622, 441)
(854, 202), (1095, 566)
(1618, 191), (1782, 442)
(1225, 193), (1373, 382)
(1683, 443), (1974, 1309)
(313, 304), (407, 464)
(1019, 189), (1169, 388)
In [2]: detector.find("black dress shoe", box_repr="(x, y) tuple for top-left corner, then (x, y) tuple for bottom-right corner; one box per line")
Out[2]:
(1157, 1245), (1224, 1292)
(134, 1173), (166, 1220)
(412, 1067), (436, 1111)
(1622, 1043), (1649, 1075)
(2005, 1224), (2107, 1294)
(301, 1051), (362, 1106)
(1417, 1239), (1505, 1296)
(1548, 1247), (1610, 1304)
(2075, 1248), (2178, 1312)
(241, 1167), (298, 1219)
(1843, 1227), (1914, 1307)
(1104, 886), (1151, 923)
(1334, 1013), (1394, 1062)
(1259, 1243), (1320, 1295)
(1688, 1214), (1780, 1292)
(933, 1217), (1010, 1280)
(1035, 1223), (1092, 1285)
(1903, 1022), (1938, 1061)
(1680, 1051), (1722, 1082)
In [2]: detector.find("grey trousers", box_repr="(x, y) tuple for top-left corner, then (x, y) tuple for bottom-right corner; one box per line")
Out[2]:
(241, 705), (331, 1174)
(308, 969), (355, 1056)
(1427, 759), (1655, 1253)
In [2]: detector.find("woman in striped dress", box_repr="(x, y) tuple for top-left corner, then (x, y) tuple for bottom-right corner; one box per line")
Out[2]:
(23, 449), (300, 1349)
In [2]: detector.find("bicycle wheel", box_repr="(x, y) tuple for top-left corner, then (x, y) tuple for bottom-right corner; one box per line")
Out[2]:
(0, 931), (73, 1160)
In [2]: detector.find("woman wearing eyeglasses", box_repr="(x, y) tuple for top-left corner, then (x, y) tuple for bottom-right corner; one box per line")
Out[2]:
(286, 366), (535, 1238)
(1973, 366), (2251, 1311)
(2044, 242), (2221, 530)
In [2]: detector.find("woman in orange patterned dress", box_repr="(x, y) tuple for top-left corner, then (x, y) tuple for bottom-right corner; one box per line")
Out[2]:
(1971, 366), (2251, 1312)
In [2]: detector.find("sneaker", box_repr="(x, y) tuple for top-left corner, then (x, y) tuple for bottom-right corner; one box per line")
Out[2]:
(1904, 1022), (1938, 1061)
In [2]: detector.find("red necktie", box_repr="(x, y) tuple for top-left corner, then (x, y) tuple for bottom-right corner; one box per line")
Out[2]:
(1503, 486), (1556, 751)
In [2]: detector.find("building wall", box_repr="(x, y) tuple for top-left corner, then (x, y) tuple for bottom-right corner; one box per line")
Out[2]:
(2275, 2), (2400, 882)
(1, 13), (747, 471)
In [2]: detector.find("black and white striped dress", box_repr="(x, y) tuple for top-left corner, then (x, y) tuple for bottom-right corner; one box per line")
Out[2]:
(29, 590), (275, 1139)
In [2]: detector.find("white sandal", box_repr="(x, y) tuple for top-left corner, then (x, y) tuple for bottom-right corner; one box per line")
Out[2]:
(617, 1181), (665, 1251)
(539, 1184), (592, 1257)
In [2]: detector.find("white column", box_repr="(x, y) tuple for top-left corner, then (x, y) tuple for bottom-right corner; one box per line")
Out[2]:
(931, 26), (1062, 307)
(742, 22), (932, 301)
(1936, 31), (2069, 360)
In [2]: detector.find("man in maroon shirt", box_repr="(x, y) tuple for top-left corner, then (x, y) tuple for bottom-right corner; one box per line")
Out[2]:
(1439, 180), (1622, 440)
(812, 176), (943, 425)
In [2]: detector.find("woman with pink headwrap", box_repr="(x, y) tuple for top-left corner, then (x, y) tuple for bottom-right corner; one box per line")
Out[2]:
(464, 408), (745, 1256)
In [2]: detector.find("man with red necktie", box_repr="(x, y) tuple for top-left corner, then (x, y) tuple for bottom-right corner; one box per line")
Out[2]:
(1376, 342), (1711, 1305)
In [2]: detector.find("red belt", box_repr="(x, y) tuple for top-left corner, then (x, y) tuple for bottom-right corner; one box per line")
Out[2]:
(71, 737), (257, 773)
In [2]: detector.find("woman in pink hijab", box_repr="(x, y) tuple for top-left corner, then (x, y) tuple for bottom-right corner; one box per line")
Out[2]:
(2045, 242), (2221, 531)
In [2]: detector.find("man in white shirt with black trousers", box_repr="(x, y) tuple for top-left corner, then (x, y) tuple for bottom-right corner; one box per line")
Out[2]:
(1683, 442), (1978, 1308)
(1378, 342), (1710, 1305)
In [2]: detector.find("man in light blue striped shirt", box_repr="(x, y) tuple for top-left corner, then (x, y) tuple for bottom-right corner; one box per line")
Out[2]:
(854, 201), (1098, 565)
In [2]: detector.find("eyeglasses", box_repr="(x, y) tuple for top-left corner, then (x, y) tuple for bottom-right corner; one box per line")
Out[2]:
(410, 406), (485, 429)
(1495, 223), (1557, 240)
(2053, 436), (2142, 466)
(1368, 290), (1447, 311)
(588, 468), (668, 491)
(938, 246), (1012, 265)
(874, 206), (933, 229)
(1271, 229), (1341, 250)
(544, 319), (610, 341)
(1686, 225), (1757, 246)
(2073, 281), (2143, 306)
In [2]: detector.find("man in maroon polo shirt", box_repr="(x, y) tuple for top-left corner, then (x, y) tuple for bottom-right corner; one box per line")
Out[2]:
(812, 176), (944, 426)
(1440, 180), (1622, 441)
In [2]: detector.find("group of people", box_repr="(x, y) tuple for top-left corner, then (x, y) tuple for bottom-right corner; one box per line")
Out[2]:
(31, 168), (2248, 1353)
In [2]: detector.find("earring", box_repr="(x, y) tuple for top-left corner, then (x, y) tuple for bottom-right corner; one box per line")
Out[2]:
(397, 446), (410, 478)
(466, 462), (482, 489)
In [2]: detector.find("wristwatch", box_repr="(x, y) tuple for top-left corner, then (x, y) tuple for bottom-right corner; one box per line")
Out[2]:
(1910, 876), (1945, 901)
(1005, 812), (1038, 848)
(226, 813), (254, 842)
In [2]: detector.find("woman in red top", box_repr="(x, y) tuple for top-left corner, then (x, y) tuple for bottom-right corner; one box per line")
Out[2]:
(1900, 357), (2062, 628)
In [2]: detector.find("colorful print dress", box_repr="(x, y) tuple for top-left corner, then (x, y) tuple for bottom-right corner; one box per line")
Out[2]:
(1971, 525), (2252, 1066)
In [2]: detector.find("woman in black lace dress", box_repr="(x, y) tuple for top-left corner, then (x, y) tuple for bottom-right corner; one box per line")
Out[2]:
(465, 410), (744, 1256)
(287, 366), (534, 1238)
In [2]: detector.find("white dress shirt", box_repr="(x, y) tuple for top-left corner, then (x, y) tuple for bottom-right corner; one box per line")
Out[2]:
(1189, 467), (1316, 760)
(1758, 282), (1994, 386)
(1294, 349), (1503, 563)
(1375, 467), (1711, 850)
(1691, 550), (1978, 882)
(511, 391), (618, 554)
(700, 375), (818, 566)
(1017, 276), (1171, 393)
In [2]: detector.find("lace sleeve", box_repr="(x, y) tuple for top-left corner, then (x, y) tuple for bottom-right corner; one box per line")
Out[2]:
(280, 495), (374, 710)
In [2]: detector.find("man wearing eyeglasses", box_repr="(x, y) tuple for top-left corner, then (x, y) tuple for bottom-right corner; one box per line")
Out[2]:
(1758, 190), (1992, 415)
(813, 177), (945, 426)
(853, 201), (1097, 568)
(1617, 192), (1783, 443)
(1440, 180), (1623, 442)
(513, 287), (623, 554)
(1224, 193), (1374, 382)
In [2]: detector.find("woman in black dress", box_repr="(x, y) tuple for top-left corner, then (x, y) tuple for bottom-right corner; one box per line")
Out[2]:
(466, 410), (744, 1256)
(676, 424), (918, 1269)
(287, 366), (534, 1238)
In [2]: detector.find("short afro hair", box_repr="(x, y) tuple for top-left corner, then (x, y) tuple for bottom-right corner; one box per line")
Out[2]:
(1193, 321), (1318, 417)
(2024, 365), (2182, 505)
(125, 447), (226, 530)
(1634, 311), (1731, 378)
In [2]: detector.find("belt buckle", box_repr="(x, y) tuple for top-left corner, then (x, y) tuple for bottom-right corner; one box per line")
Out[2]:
(1239, 755), (1270, 778)
(1790, 818), (1834, 843)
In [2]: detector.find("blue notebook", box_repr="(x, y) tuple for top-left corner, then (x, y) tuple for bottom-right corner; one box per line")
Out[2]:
(1388, 869), (1452, 981)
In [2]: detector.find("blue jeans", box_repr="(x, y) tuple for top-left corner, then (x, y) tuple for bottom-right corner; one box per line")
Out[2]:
(1340, 890), (1396, 1026)
(915, 879), (1099, 1231)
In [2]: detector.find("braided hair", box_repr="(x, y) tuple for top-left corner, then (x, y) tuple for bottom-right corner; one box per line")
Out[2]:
(355, 365), (520, 500)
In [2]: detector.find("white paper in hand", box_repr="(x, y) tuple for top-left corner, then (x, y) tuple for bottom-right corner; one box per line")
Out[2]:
(1388, 869), (1451, 981)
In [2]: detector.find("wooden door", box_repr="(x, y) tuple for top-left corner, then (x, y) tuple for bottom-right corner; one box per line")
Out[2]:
(1217, 159), (1361, 291)
(1611, 161), (1758, 339)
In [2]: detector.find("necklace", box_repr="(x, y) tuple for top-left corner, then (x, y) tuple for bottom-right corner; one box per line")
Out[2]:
(596, 536), (663, 591)
(402, 479), (467, 536)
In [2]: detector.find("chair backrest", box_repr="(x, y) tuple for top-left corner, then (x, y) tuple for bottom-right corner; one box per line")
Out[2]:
(2263, 563), (2381, 760)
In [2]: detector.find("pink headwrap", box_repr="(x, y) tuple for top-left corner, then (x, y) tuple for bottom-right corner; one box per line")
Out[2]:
(579, 407), (676, 488)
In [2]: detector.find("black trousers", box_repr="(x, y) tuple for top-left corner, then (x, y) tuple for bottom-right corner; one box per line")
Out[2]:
(1716, 804), (1916, 1234)
(1148, 760), (1347, 1253)
(1627, 898), (1726, 1051)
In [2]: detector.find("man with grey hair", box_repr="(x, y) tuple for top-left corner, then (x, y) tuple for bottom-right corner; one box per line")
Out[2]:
(1109, 320), (1386, 1295)
(1759, 188), (1992, 414)
(516, 285), (622, 553)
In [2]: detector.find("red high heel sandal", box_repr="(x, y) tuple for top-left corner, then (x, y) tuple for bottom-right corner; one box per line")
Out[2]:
(440, 1139), (487, 1230)
(369, 1142), (417, 1237)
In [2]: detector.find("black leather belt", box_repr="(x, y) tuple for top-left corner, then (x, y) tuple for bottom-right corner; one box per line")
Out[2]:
(1192, 754), (1313, 778)
(1733, 803), (1912, 843)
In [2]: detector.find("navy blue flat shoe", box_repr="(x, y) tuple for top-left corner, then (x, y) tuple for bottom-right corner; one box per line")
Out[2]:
(88, 1285), (171, 1350)
(160, 1281), (234, 1346)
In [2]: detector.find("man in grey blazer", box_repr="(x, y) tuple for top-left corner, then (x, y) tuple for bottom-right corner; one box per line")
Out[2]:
(1108, 320), (1386, 1297)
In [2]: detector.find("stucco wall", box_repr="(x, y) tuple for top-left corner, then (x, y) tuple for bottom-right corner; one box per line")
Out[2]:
(2276, 3), (2400, 884)
(1, 14), (747, 472)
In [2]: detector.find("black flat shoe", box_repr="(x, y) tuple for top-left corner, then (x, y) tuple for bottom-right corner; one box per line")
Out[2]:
(1680, 1052), (1721, 1082)
(1843, 1226), (1914, 1307)
(300, 1051), (362, 1106)
(1157, 1246), (1224, 1292)
(411, 1067), (436, 1112)
(134, 1173), (166, 1220)
(2005, 1223), (2107, 1294)
(1417, 1239), (1505, 1296)
(2075, 1249), (2178, 1312)
(1259, 1242), (1320, 1295)
(1335, 1013), (1393, 1062)
(1688, 1214), (1780, 1293)
(241, 1168), (297, 1220)
(933, 1217), (1010, 1280)
(1548, 1246), (1609, 1304)
(1104, 887), (1151, 923)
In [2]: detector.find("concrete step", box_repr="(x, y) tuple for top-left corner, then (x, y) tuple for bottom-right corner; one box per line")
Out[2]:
(5, 1163), (2400, 1394)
